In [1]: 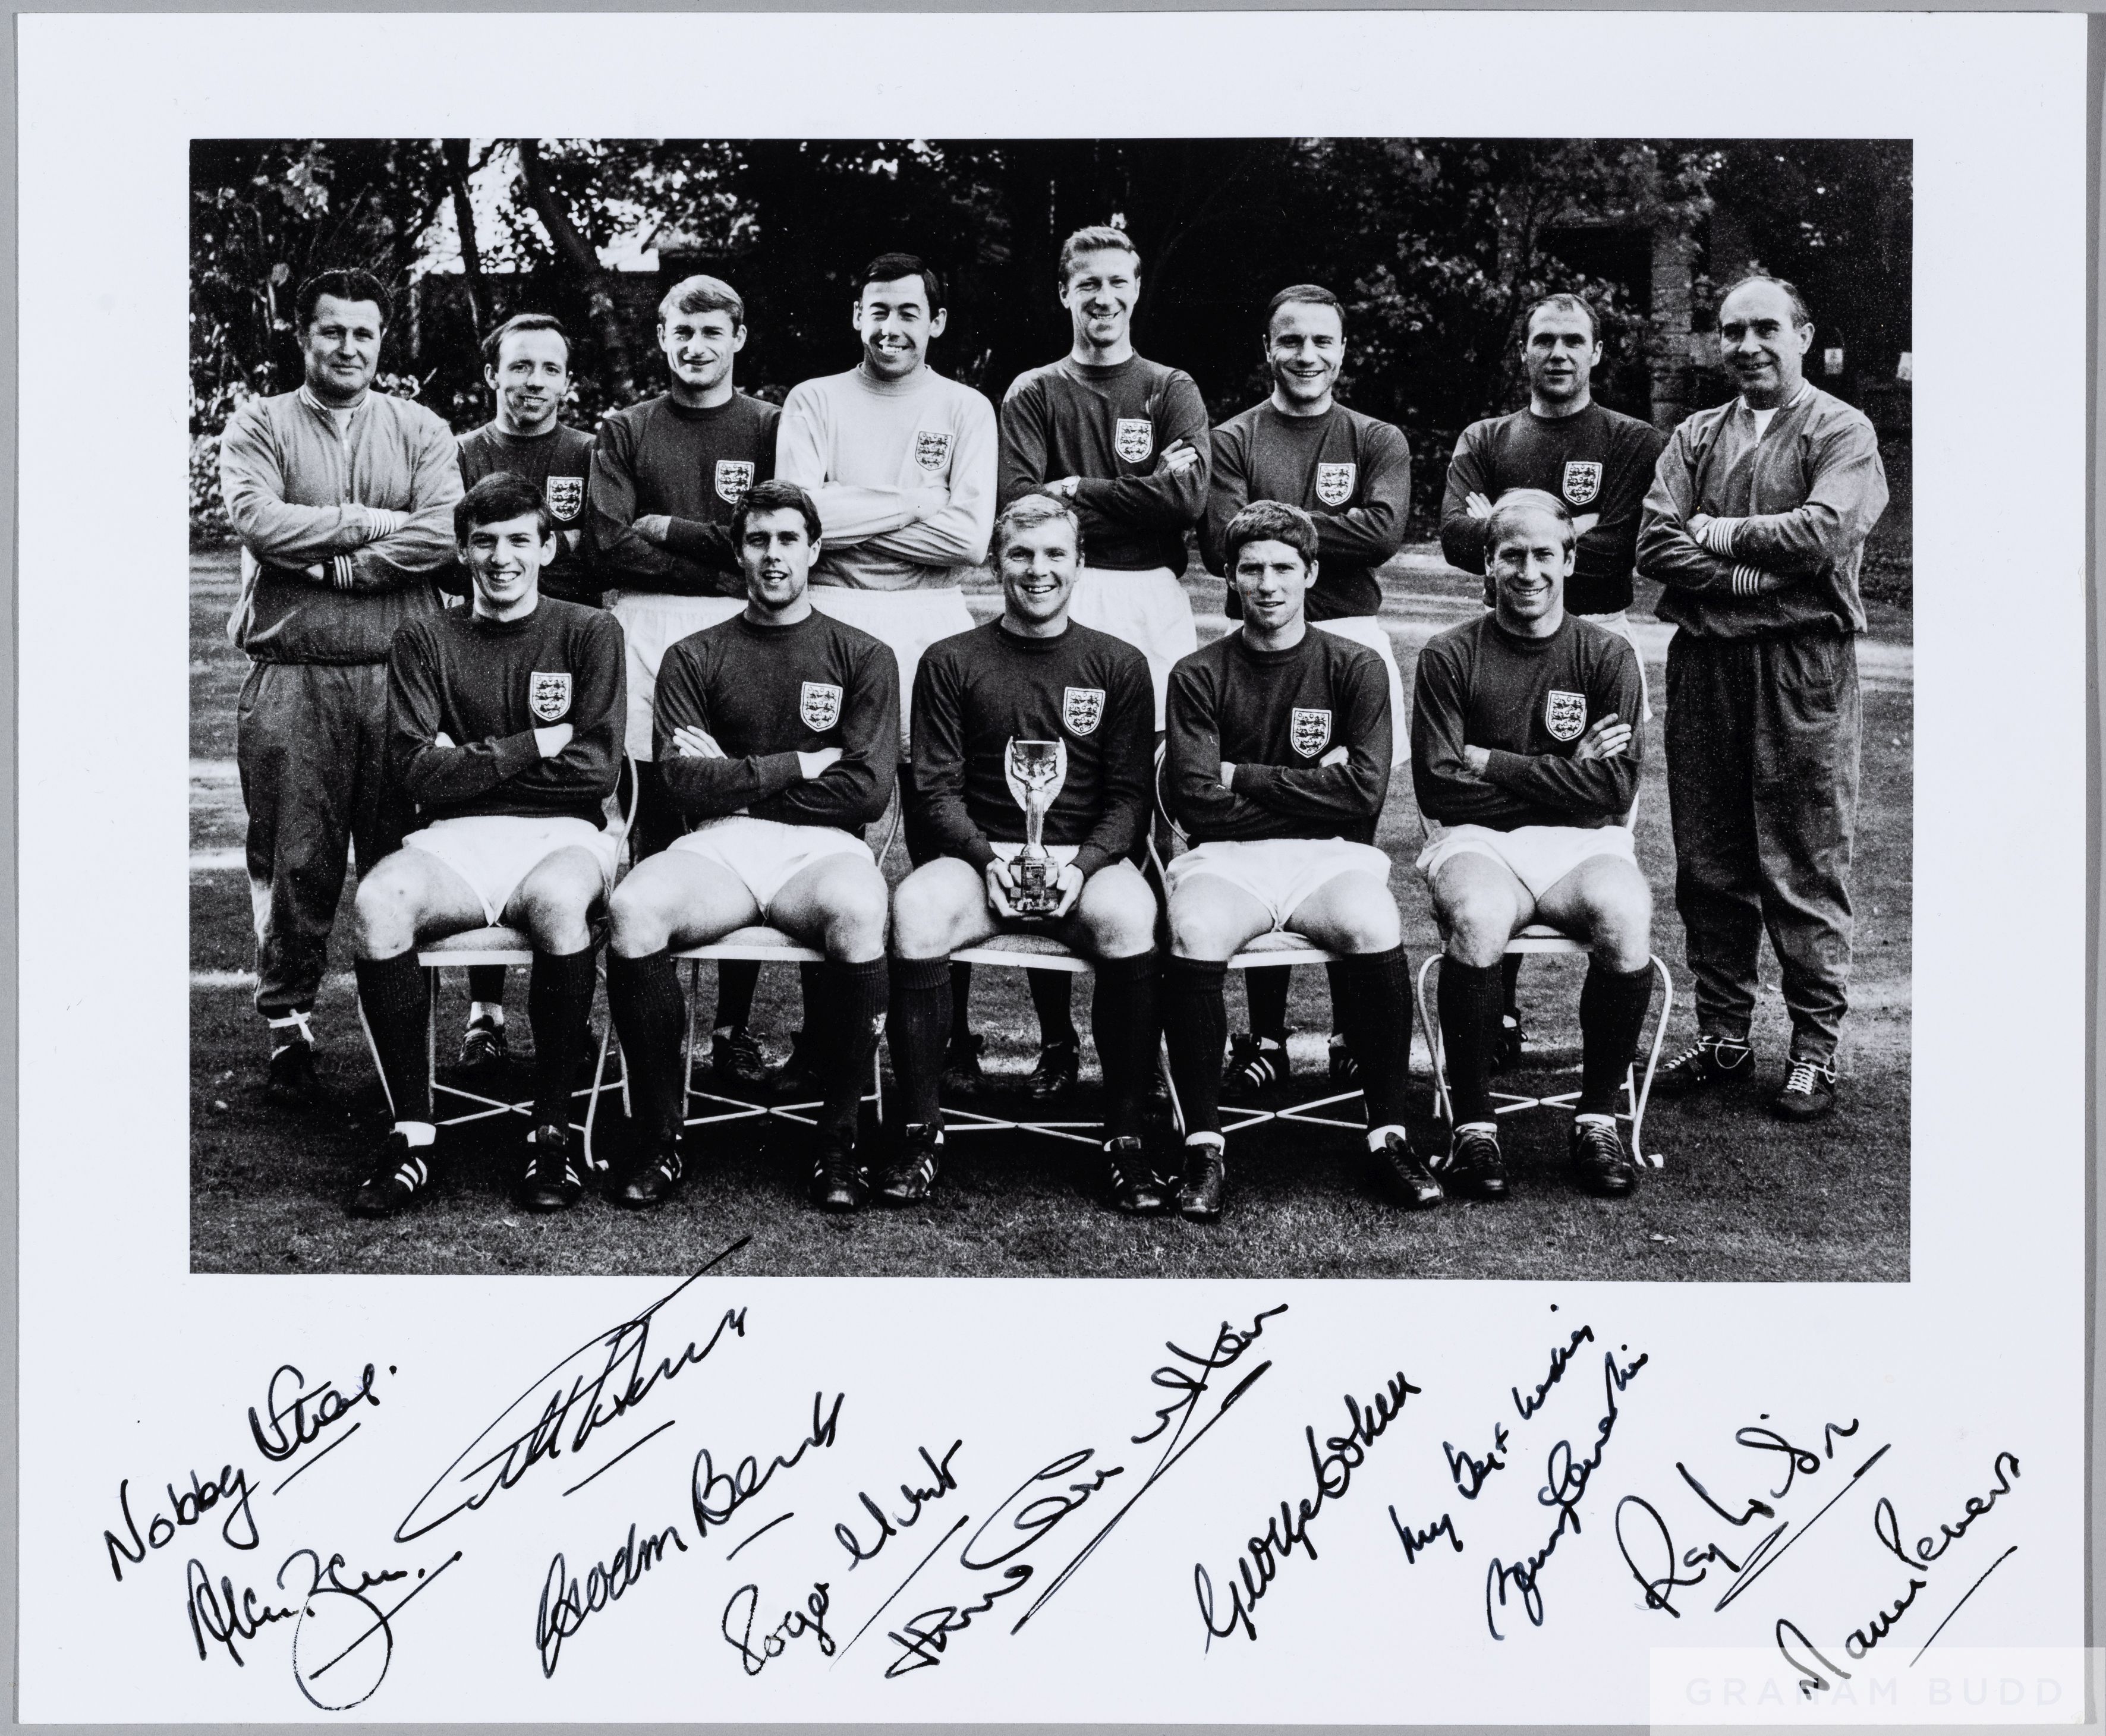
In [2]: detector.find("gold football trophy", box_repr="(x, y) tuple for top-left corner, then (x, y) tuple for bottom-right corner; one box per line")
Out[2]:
(1006, 738), (1064, 916)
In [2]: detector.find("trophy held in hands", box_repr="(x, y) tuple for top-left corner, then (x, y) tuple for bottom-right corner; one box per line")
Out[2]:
(1005, 737), (1068, 918)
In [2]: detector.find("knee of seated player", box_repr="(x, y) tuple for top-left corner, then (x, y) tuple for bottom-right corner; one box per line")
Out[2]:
(1168, 888), (1252, 962)
(352, 859), (424, 958)
(1582, 870), (1654, 973)
(512, 853), (604, 956)
(607, 870), (675, 958)
(1431, 864), (1517, 969)
(1295, 875), (1402, 955)
(889, 859), (979, 960)
(820, 867), (891, 962)
(1074, 862), (1159, 959)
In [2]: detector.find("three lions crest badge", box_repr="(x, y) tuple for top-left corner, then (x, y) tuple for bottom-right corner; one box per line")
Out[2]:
(528, 672), (572, 723)
(1315, 463), (1357, 508)
(714, 460), (754, 505)
(799, 682), (843, 732)
(1290, 708), (1333, 758)
(915, 429), (952, 472)
(544, 476), (584, 522)
(1062, 686), (1105, 736)
(1545, 689), (1588, 742)
(1562, 461), (1603, 508)
(1114, 418), (1154, 464)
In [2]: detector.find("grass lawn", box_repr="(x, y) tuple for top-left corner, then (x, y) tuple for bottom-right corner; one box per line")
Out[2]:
(190, 543), (1912, 1283)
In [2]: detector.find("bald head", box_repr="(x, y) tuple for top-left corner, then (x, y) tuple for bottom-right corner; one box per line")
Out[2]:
(1718, 276), (1814, 409)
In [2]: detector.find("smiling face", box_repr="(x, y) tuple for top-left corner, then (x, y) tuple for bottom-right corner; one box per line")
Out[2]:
(487, 327), (570, 435)
(460, 510), (555, 619)
(658, 304), (745, 399)
(1060, 247), (1139, 357)
(998, 515), (1081, 630)
(1487, 503), (1575, 635)
(854, 275), (945, 381)
(1266, 298), (1345, 412)
(1522, 304), (1600, 409)
(738, 506), (819, 614)
(1231, 538), (1314, 634)
(301, 294), (385, 406)
(1718, 279), (1814, 409)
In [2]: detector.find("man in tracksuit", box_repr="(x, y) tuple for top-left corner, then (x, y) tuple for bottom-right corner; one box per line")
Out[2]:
(1636, 274), (1889, 1121)
(219, 268), (462, 1107)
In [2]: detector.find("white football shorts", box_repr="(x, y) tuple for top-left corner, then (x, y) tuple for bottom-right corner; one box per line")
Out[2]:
(670, 815), (874, 915)
(1415, 821), (1636, 902)
(1066, 566), (1198, 730)
(1310, 615), (1408, 766)
(606, 591), (745, 761)
(1164, 836), (1394, 932)
(401, 815), (621, 927)
(808, 586), (978, 748)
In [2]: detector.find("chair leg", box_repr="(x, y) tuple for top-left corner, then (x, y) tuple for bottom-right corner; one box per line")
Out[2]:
(1414, 953), (1450, 1129)
(1158, 1033), (1186, 1139)
(581, 1022), (617, 1175)
(1626, 956), (1673, 1169)
(355, 993), (396, 1121)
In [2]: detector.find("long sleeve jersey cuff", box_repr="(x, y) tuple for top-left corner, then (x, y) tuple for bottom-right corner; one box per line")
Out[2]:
(1730, 563), (1765, 598)
(1480, 748), (1535, 792)
(1072, 844), (1112, 881)
(1698, 516), (1743, 556)
(1229, 763), (1276, 801)
(492, 731), (544, 782)
(331, 553), (356, 591)
(961, 834), (998, 872)
(363, 506), (407, 542)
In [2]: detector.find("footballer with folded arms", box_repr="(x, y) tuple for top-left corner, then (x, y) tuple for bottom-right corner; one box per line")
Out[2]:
(884, 494), (1161, 1212)
(1412, 489), (1650, 1200)
(1160, 500), (1438, 1223)
(351, 473), (625, 1218)
(604, 480), (900, 1212)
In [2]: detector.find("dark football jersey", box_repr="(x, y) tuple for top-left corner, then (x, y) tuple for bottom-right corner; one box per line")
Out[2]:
(456, 422), (599, 606)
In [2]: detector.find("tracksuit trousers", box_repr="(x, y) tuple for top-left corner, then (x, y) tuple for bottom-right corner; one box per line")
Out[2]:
(238, 660), (411, 1020)
(1664, 629), (1861, 1064)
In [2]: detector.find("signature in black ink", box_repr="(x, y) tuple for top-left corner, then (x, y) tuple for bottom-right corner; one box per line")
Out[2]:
(1484, 1347), (1647, 1639)
(395, 1242), (748, 1543)
(1390, 1507), (1464, 1565)
(691, 1392), (843, 1539)
(1513, 1324), (1596, 1420)
(249, 1362), (385, 1464)
(835, 1441), (963, 1567)
(1444, 1425), (1510, 1500)
(723, 1581), (833, 1675)
(1195, 1370), (1420, 1646)
(106, 1467), (261, 1580)
(536, 1522), (688, 1678)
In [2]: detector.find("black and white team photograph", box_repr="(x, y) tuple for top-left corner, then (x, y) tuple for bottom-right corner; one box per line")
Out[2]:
(187, 137), (1913, 1281)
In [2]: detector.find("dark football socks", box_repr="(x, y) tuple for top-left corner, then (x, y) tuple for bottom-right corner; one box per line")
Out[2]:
(528, 945), (599, 1129)
(1163, 956), (1230, 1138)
(949, 962), (975, 1044)
(715, 960), (760, 1032)
(1245, 965), (1292, 1045)
(1438, 958), (1505, 1127)
(355, 953), (432, 1123)
(1028, 968), (1078, 1045)
(1331, 945), (1414, 1130)
(819, 958), (890, 1140)
(1501, 952), (1523, 1019)
(1090, 950), (1160, 1141)
(886, 957), (952, 1131)
(607, 949), (688, 1145)
(1578, 960), (1655, 1116)
(467, 965), (507, 1011)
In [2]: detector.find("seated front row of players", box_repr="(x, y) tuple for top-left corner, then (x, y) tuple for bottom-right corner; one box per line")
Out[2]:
(350, 477), (1656, 1221)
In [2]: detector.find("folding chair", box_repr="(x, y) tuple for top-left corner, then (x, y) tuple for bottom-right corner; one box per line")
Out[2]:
(362, 757), (640, 1154)
(1146, 751), (1370, 1141)
(1410, 806), (1673, 1169)
(587, 788), (904, 1159)
(939, 931), (1108, 1148)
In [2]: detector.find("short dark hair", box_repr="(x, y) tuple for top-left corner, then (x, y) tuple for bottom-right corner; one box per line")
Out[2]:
(994, 492), (1082, 559)
(1058, 225), (1139, 283)
(295, 269), (392, 332)
(1265, 283), (1345, 338)
(455, 472), (553, 544)
(481, 312), (571, 370)
(857, 252), (945, 313)
(1224, 499), (1319, 572)
(1522, 292), (1600, 344)
(1717, 272), (1813, 328)
(1484, 487), (1575, 555)
(731, 478), (823, 548)
(658, 273), (745, 329)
